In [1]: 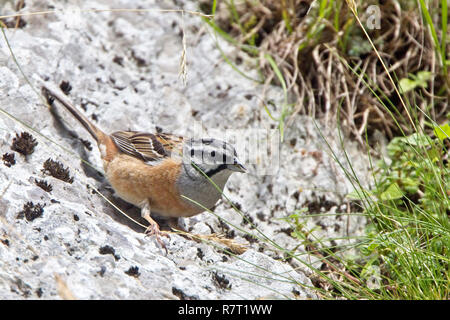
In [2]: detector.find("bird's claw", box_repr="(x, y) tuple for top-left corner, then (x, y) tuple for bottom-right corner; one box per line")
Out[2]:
(144, 223), (170, 253)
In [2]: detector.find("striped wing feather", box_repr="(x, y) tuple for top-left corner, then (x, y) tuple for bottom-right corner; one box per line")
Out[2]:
(111, 131), (184, 163)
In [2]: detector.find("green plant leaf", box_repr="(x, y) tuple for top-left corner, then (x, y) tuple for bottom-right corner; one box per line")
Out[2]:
(401, 177), (420, 194)
(264, 53), (289, 141)
(403, 133), (432, 147)
(367, 241), (380, 252)
(433, 123), (450, 141)
(347, 188), (371, 200)
(386, 137), (404, 156)
(416, 71), (432, 82)
(399, 71), (431, 92)
(264, 53), (287, 101)
(398, 78), (417, 93)
(380, 182), (403, 201)
(263, 104), (277, 121)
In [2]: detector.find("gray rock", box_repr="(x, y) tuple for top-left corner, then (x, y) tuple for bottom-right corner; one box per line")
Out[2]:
(0, 0), (370, 299)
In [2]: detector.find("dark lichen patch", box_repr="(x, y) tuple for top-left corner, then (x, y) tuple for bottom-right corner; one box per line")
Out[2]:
(346, 200), (363, 213)
(1, 238), (10, 246)
(225, 229), (235, 239)
(305, 195), (337, 214)
(172, 287), (198, 300)
(283, 252), (293, 263)
(35, 287), (43, 298)
(125, 266), (140, 278)
(243, 233), (258, 244)
(241, 212), (255, 228)
(256, 212), (266, 221)
(196, 248), (205, 260)
(131, 50), (146, 67)
(42, 158), (74, 183)
(99, 245), (120, 261)
(204, 222), (215, 234)
(217, 218), (235, 239)
(212, 271), (232, 290)
(113, 55), (124, 66)
(34, 179), (53, 192)
(232, 202), (242, 211)
(59, 80), (72, 95)
(292, 288), (301, 298)
(289, 138), (297, 147)
(17, 202), (44, 222)
(11, 278), (32, 298)
(64, 242), (76, 256)
(216, 248), (231, 259)
(99, 245), (114, 255)
(97, 266), (106, 277)
(2, 152), (16, 167)
(277, 227), (294, 236)
(11, 132), (37, 156)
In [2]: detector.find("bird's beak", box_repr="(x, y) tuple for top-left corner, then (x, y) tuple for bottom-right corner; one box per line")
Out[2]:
(228, 158), (247, 173)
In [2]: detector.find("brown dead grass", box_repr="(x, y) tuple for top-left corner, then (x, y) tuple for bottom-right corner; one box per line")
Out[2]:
(203, 0), (449, 145)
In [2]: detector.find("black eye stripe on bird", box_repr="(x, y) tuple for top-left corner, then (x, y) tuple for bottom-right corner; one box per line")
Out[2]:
(184, 139), (237, 165)
(189, 148), (231, 163)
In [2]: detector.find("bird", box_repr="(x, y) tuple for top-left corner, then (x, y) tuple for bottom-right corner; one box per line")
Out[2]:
(41, 85), (246, 249)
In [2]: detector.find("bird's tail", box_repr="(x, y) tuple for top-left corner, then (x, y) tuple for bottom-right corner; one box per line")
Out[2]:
(42, 85), (106, 143)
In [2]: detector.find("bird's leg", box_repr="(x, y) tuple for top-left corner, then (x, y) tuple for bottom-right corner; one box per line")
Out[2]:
(141, 200), (169, 251)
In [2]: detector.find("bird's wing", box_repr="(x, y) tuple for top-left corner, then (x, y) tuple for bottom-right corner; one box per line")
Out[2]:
(111, 131), (184, 163)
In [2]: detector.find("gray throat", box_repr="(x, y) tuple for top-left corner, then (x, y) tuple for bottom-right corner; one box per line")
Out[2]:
(176, 163), (233, 213)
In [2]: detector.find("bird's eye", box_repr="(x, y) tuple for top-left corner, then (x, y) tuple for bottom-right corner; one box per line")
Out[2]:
(211, 151), (216, 157)
(190, 149), (195, 157)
